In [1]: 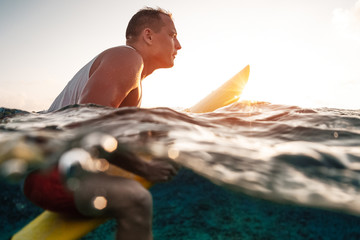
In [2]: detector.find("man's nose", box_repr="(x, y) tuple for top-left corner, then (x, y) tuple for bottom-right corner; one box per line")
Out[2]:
(175, 38), (182, 50)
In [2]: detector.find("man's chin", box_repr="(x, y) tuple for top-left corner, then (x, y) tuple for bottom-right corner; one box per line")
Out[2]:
(169, 59), (176, 67)
(163, 62), (175, 68)
(158, 59), (175, 69)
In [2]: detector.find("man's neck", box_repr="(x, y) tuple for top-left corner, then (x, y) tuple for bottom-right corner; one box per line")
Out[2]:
(126, 43), (157, 80)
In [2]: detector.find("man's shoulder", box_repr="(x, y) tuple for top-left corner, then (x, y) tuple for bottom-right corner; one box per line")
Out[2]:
(94, 46), (142, 72)
(93, 46), (143, 76)
(101, 46), (142, 62)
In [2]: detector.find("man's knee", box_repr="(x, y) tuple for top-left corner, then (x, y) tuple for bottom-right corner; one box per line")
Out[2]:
(124, 182), (152, 213)
(73, 174), (153, 218)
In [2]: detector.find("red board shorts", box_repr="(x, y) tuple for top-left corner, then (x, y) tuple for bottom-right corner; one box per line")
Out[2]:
(23, 166), (80, 215)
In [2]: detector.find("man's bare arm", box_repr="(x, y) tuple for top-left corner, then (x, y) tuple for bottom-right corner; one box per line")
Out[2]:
(98, 146), (177, 182)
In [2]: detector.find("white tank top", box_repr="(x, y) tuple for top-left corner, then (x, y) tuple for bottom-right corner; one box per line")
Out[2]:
(48, 45), (138, 112)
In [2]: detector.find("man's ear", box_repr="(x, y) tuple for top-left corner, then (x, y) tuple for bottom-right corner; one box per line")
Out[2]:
(143, 28), (153, 45)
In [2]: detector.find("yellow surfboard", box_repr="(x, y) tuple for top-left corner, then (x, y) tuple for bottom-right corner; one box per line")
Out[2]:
(12, 65), (250, 240)
(189, 65), (249, 113)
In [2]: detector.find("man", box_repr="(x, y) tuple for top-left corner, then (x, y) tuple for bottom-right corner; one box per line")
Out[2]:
(48, 7), (181, 111)
(24, 7), (181, 240)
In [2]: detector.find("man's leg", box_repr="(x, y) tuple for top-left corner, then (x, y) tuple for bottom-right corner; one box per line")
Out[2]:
(72, 172), (153, 240)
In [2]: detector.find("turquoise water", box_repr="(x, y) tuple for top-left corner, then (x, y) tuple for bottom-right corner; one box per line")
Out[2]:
(1, 101), (360, 239)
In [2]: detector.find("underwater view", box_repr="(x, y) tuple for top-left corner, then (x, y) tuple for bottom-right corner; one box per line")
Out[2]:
(1, 101), (360, 239)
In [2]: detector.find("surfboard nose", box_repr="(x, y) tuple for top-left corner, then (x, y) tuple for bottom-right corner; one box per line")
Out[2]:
(189, 65), (250, 113)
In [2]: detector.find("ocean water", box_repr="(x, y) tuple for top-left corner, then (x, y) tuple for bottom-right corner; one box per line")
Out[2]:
(1, 101), (360, 239)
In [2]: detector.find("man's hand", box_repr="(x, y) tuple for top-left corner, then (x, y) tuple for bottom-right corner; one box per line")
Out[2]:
(100, 145), (180, 183)
(143, 158), (179, 183)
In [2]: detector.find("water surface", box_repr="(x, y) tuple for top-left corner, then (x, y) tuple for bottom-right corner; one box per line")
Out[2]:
(1, 101), (360, 239)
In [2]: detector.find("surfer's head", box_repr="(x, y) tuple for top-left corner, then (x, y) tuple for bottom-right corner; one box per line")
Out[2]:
(126, 7), (181, 69)
(126, 7), (172, 43)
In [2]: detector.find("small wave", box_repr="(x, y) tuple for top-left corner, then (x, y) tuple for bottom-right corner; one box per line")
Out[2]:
(1, 102), (360, 216)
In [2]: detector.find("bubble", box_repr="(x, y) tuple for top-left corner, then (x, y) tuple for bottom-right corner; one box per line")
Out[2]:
(93, 196), (107, 210)
(101, 136), (118, 153)
(58, 148), (94, 174)
(94, 158), (110, 172)
(149, 143), (167, 156)
(81, 132), (118, 153)
(168, 148), (180, 159)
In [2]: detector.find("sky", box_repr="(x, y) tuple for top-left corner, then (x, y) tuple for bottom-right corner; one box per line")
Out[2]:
(1, 0), (360, 111)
